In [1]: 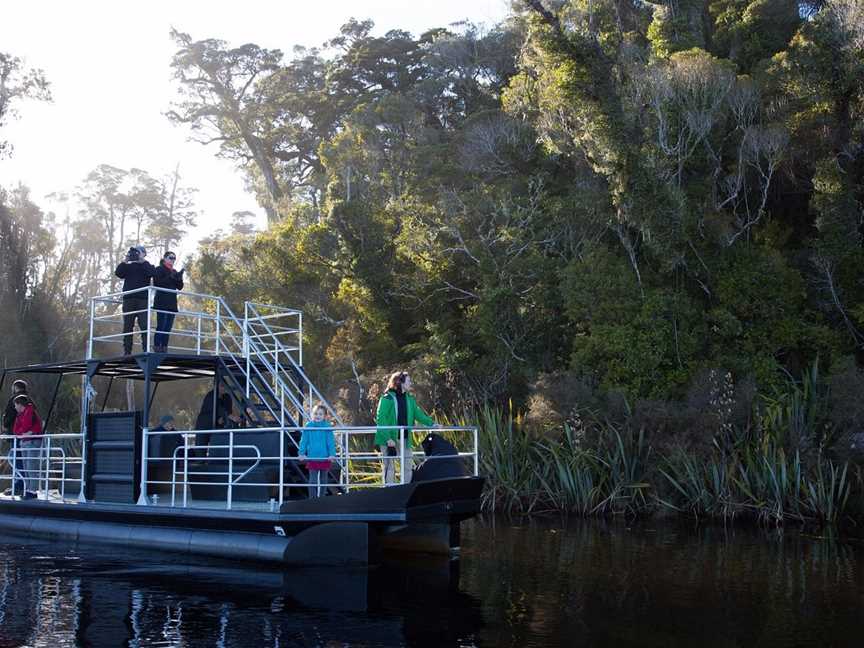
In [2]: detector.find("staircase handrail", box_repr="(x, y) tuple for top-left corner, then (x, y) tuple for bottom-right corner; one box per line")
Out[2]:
(206, 306), (286, 425)
(217, 299), (310, 426)
(244, 302), (342, 425)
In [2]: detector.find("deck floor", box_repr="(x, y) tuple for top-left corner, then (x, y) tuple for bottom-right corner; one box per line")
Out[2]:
(0, 490), (278, 512)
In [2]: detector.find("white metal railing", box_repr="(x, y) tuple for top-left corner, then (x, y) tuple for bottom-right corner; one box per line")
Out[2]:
(241, 301), (341, 426)
(0, 433), (85, 502)
(88, 286), (243, 359)
(141, 425), (479, 511)
(87, 288), (339, 432)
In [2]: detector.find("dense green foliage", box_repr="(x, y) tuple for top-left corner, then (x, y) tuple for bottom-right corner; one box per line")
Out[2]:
(2, 4), (864, 519)
(168, 2), (864, 433)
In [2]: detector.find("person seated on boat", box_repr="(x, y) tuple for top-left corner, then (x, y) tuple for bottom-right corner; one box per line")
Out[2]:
(152, 251), (185, 353)
(374, 371), (437, 485)
(413, 433), (466, 482)
(12, 395), (42, 499)
(114, 245), (156, 356)
(298, 404), (336, 498)
(194, 386), (230, 441)
(150, 414), (181, 458)
(195, 389), (240, 458)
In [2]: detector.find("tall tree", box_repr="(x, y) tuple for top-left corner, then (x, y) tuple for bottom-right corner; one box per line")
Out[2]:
(0, 52), (51, 157)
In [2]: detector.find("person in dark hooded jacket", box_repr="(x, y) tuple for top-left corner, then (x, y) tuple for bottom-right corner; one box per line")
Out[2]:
(152, 251), (184, 353)
(114, 245), (156, 355)
(412, 433), (466, 482)
(2, 380), (28, 434)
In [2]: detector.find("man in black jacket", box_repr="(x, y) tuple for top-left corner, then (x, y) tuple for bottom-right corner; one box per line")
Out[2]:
(2, 380), (28, 434)
(115, 245), (156, 355)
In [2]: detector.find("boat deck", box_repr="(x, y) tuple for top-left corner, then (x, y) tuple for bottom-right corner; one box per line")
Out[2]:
(0, 477), (483, 527)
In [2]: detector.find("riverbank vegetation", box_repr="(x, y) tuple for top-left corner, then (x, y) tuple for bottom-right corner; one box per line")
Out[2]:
(475, 362), (863, 527)
(2, 4), (864, 524)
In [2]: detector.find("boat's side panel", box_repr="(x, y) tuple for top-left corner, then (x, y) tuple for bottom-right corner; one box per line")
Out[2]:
(0, 512), (375, 565)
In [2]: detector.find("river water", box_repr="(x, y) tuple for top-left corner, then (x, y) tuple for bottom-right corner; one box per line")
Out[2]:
(1, 517), (862, 647)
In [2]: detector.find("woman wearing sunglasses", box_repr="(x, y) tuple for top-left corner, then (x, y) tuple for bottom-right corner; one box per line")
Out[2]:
(152, 251), (185, 353)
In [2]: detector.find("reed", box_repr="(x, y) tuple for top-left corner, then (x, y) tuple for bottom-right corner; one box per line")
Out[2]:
(659, 444), (853, 525)
(471, 404), (858, 527)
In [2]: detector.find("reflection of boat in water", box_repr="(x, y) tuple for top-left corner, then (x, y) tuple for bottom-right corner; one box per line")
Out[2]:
(0, 289), (483, 565)
(0, 534), (484, 647)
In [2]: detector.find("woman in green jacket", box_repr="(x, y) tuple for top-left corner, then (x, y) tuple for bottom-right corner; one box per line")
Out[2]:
(375, 371), (436, 485)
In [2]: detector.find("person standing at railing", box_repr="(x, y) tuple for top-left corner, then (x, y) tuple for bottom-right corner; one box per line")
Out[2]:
(152, 251), (185, 353)
(12, 395), (42, 499)
(298, 404), (336, 498)
(114, 245), (156, 355)
(2, 379), (28, 435)
(375, 371), (437, 485)
(2, 380), (29, 496)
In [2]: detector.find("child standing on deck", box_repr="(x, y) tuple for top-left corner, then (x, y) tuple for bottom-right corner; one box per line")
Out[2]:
(12, 395), (42, 499)
(298, 405), (336, 498)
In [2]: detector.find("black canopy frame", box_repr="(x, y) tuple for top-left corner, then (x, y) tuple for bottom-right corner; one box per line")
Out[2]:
(0, 353), (235, 433)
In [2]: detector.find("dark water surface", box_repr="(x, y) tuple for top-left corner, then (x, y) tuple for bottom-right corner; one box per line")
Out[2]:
(1, 518), (863, 647)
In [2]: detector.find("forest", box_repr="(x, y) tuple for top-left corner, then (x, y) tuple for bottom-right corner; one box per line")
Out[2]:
(2, 1), (863, 521)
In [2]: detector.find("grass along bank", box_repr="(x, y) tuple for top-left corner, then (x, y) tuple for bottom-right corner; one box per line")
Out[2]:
(468, 405), (859, 528)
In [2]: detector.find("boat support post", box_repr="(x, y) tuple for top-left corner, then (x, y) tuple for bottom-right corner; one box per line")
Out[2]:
(136, 354), (154, 506)
(42, 374), (63, 435)
(80, 362), (101, 503)
(101, 376), (114, 412)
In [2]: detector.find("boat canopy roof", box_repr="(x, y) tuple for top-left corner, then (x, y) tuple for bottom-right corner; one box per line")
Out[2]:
(1, 354), (224, 382)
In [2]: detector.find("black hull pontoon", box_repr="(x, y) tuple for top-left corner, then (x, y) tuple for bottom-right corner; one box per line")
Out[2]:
(0, 477), (483, 564)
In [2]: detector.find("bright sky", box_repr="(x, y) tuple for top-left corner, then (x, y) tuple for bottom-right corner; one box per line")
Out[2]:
(0, 0), (509, 254)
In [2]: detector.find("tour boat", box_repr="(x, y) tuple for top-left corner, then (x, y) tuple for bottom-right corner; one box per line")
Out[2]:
(0, 288), (483, 564)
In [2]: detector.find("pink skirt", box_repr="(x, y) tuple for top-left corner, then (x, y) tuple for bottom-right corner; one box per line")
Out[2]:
(307, 460), (331, 471)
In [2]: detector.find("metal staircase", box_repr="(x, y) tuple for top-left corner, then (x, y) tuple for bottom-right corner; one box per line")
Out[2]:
(87, 288), (345, 496)
(211, 298), (344, 492)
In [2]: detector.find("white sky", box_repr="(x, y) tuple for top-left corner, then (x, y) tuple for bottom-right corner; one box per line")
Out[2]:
(0, 0), (509, 255)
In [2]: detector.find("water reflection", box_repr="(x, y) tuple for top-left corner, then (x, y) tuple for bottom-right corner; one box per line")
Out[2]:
(1, 519), (863, 647)
(0, 536), (482, 647)
(461, 518), (864, 647)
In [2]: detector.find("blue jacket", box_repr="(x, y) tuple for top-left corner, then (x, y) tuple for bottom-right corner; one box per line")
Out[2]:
(299, 420), (336, 459)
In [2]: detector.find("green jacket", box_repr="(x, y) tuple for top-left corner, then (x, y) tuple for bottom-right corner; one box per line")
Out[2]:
(374, 390), (435, 447)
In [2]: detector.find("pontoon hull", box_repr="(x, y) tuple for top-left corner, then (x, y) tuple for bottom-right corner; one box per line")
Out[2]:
(0, 477), (483, 565)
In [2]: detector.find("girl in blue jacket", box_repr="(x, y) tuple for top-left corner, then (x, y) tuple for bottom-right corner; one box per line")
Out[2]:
(298, 405), (336, 498)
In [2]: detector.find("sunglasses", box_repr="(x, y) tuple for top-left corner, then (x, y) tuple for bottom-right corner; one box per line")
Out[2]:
(166, 255), (176, 261)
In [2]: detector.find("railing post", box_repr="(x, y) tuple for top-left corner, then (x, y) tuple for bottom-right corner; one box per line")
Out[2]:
(196, 314), (202, 355)
(399, 427), (406, 485)
(61, 451), (66, 500)
(78, 375), (89, 503)
(87, 298), (95, 359)
(215, 300), (222, 355)
(227, 430), (234, 510)
(474, 427), (479, 477)
(244, 303), (251, 398)
(11, 437), (18, 497)
(41, 435), (51, 500)
(298, 311), (303, 366)
(183, 436), (189, 508)
(146, 287), (153, 353)
(278, 429), (285, 507)
(342, 430), (349, 492)
(137, 427), (149, 505)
